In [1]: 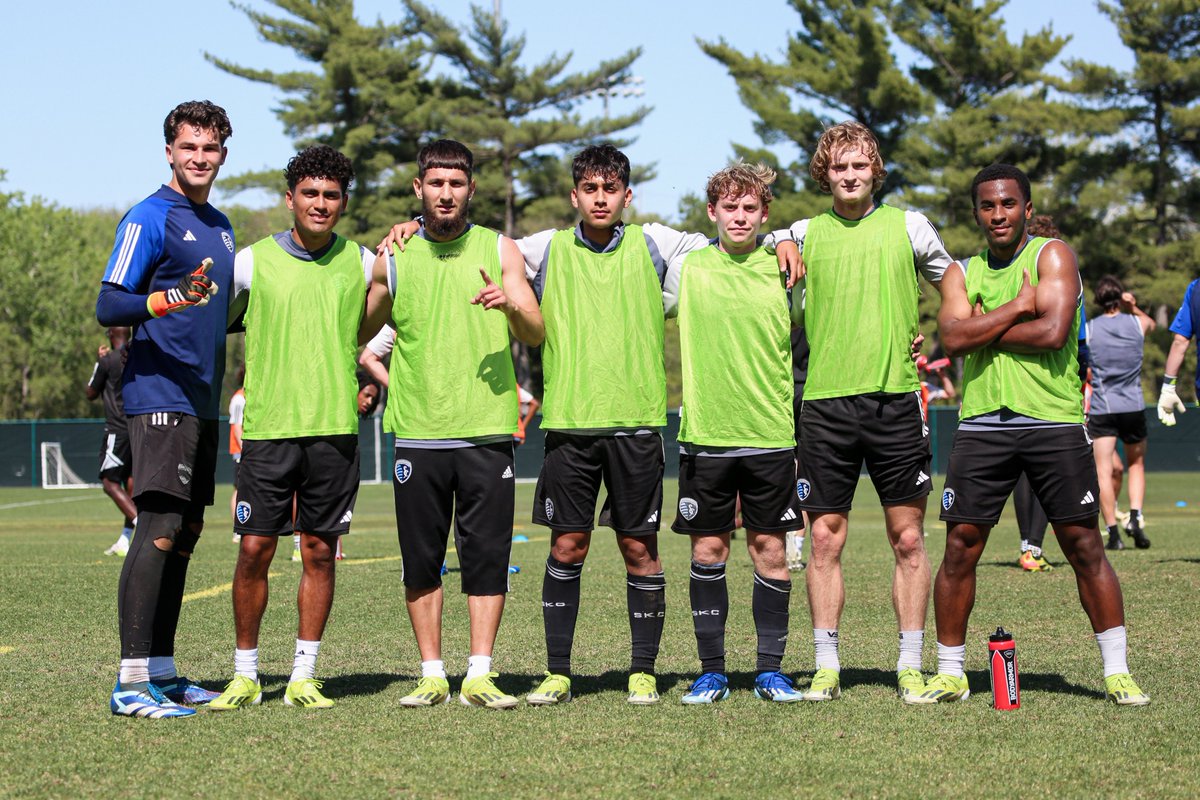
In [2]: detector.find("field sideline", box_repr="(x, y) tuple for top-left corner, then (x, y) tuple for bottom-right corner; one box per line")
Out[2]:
(2, 476), (1199, 798)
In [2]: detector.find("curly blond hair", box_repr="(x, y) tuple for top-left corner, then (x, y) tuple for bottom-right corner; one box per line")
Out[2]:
(809, 121), (886, 194)
(705, 161), (777, 206)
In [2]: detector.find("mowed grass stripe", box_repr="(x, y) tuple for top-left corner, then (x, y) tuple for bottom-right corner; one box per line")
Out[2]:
(1, 478), (1198, 799)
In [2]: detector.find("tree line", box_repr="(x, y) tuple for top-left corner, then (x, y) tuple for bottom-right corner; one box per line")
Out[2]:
(1, 0), (1195, 419)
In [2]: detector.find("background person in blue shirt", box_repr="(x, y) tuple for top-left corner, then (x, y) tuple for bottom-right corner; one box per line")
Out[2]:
(96, 100), (234, 719)
(1158, 278), (1200, 426)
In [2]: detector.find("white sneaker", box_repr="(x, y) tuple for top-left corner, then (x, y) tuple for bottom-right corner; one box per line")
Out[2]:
(104, 538), (129, 557)
(785, 531), (805, 571)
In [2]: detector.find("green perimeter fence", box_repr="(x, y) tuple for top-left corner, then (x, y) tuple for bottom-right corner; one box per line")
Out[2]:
(2, 407), (1198, 489)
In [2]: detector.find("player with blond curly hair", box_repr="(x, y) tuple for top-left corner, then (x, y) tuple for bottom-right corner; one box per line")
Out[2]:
(768, 121), (952, 704)
(667, 162), (806, 704)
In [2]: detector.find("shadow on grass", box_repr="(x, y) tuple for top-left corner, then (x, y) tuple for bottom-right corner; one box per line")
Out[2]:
(1153, 557), (1200, 564)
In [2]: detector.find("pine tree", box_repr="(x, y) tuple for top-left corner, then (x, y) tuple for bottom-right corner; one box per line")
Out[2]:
(402, 1), (651, 237)
(207, 0), (446, 240)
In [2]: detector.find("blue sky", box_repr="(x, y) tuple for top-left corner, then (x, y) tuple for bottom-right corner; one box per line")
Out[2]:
(4, 0), (1128, 219)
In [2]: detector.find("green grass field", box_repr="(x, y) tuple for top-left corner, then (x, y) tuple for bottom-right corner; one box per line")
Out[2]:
(2, 475), (1199, 799)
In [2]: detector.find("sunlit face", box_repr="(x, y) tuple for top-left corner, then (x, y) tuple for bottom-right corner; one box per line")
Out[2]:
(571, 173), (632, 231)
(165, 125), (226, 197)
(826, 146), (875, 208)
(415, 168), (473, 239)
(286, 176), (347, 242)
(973, 179), (1032, 251)
(707, 192), (768, 253)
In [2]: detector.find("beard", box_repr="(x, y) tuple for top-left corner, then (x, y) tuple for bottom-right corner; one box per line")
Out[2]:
(423, 195), (471, 239)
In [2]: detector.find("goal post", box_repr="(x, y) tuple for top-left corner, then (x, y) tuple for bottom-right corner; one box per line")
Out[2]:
(41, 442), (101, 489)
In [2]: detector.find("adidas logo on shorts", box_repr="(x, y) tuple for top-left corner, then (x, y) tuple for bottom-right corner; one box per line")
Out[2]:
(501, 466), (514, 479)
(780, 508), (798, 522)
(646, 510), (658, 524)
(339, 509), (353, 524)
(1081, 491), (1095, 504)
(916, 471), (930, 486)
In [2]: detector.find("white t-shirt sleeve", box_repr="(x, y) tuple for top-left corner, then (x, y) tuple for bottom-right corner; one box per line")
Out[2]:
(227, 247), (254, 326)
(365, 324), (396, 358)
(516, 229), (555, 281)
(643, 223), (708, 319)
(906, 210), (951, 285)
(762, 218), (810, 252)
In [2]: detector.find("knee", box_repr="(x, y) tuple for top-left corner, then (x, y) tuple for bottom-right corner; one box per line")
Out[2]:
(550, 533), (590, 564)
(302, 536), (337, 570)
(620, 538), (658, 571)
(690, 537), (728, 566)
(891, 529), (927, 562)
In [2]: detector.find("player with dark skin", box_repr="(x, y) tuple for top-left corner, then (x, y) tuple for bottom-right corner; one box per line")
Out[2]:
(87, 326), (138, 524)
(935, 177), (1125, 655)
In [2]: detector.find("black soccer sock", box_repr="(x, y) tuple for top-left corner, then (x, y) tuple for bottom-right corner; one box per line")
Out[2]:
(150, 551), (191, 659)
(117, 517), (171, 659)
(1108, 524), (1121, 539)
(627, 571), (666, 673)
(542, 557), (584, 674)
(689, 561), (728, 674)
(752, 572), (792, 673)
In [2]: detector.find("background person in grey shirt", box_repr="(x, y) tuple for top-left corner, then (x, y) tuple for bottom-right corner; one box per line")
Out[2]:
(1086, 275), (1155, 550)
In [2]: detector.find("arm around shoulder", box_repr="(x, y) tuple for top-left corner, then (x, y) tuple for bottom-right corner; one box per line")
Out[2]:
(499, 236), (545, 347)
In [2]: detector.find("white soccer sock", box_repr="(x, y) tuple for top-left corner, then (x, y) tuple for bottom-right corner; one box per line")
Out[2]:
(421, 659), (447, 679)
(235, 648), (259, 681)
(936, 642), (966, 678)
(119, 527), (134, 544)
(293, 534), (301, 549)
(148, 656), (176, 681)
(1095, 626), (1129, 677)
(465, 655), (492, 680)
(813, 628), (840, 671)
(897, 630), (924, 672)
(290, 639), (321, 682)
(119, 657), (150, 686)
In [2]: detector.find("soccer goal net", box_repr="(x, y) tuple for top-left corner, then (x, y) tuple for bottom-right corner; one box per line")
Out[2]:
(41, 442), (100, 489)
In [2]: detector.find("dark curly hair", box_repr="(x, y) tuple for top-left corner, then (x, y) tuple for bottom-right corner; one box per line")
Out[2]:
(572, 144), (631, 187)
(163, 100), (232, 145)
(971, 163), (1032, 206)
(284, 145), (355, 192)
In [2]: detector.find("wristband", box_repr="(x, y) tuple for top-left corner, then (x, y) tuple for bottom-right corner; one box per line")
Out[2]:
(1164, 375), (1178, 386)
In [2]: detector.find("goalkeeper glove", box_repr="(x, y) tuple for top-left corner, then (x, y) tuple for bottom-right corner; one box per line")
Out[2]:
(1157, 381), (1186, 427)
(147, 258), (219, 318)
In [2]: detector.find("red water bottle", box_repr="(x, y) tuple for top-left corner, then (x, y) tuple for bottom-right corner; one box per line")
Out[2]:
(988, 627), (1020, 710)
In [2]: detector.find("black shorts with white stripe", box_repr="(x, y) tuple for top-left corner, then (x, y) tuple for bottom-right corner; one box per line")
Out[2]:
(940, 425), (1099, 526)
(672, 450), (800, 535)
(796, 392), (932, 513)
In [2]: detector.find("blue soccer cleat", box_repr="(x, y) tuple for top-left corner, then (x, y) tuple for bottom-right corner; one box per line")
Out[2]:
(681, 672), (730, 705)
(110, 680), (196, 719)
(754, 671), (803, 702)
(157, 676), (221, 705)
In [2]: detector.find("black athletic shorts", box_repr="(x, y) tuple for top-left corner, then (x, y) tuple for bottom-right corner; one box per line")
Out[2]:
(128, 412), (217, 510)
(796, 392), (932, 513)
(393, 443), (515, 595)
(533, 431), (664, 536)
(234, 435), (360, 537)
(1087, 410), (1147, 444)
(98, 429), (132, 483)
(672, 450), (801, 535)
(940, 425), (1099, 526)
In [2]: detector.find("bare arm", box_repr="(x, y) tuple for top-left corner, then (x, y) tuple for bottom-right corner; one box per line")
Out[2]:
(477, 236), (544, 347)
(359, 252), (394, 346)
(1164, 332), (1191, 378)
(1121, 291), (1156, 335)
(992, 241), (1080, 354)
(937, 263), (1036, 357)
(358, 348), (390, 388)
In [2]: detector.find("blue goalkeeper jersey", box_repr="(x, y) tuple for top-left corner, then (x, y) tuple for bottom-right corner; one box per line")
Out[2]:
(100, 185), (235, 419)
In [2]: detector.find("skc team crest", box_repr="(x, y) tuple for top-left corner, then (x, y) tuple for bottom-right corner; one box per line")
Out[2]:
(942, 488), (956, 511)
(544, 499), (555, 521)
(394, 459), (413, 484)
(222, 231), (235, 253)
(678, 497), (699, 521)
(796, 479), (811, 502)
(235, 501), (252, 525)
